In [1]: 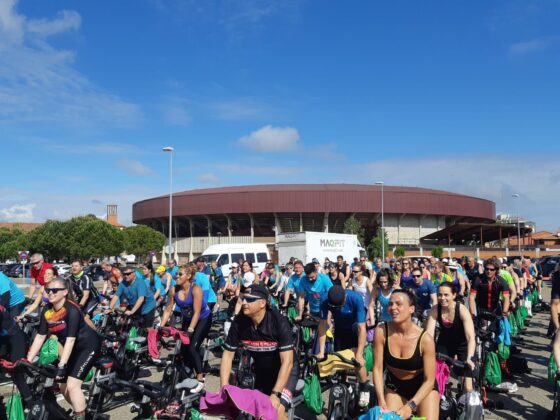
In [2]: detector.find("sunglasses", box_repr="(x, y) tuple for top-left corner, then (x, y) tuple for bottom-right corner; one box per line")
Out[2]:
(328, 303), (344, 309)
(352, 270), (361, 274)
(485, 267), (496, 272)
(412, 274), (422, 278)
(31, 261), (41, 265)
(241, 296), (261, 303)
(123, 272), (134, 276)
(45, 287), (65, 294)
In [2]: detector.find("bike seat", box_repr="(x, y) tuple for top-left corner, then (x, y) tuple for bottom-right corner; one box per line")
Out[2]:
(207, 331), (221, 340)
(130, 337), (147, 344)
(136, 380), (164, 393)
(293, 379), (305, 396)
(175, 378), (199, 391)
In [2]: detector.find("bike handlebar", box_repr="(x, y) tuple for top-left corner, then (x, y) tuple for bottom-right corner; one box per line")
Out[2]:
(436, 353), (467, 370)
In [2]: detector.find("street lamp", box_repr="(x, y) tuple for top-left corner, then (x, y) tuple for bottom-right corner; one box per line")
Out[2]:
(375, 181), (385, 262)
(512, 193), (521, 254)
(163, 146), (174, 261)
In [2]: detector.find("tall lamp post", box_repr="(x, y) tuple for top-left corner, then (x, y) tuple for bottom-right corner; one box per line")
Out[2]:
(163, 147), (174, 261)
(512, 193), (521, 254)
(375, 181), (385, 262)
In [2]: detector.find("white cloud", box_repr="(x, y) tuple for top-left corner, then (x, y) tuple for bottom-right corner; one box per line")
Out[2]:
(0, 203), (36, 221)
(238, 125), (300, 152)
(196, 173), (219, 184)
(161, 97), (191, 126)
(509, 36), (560, 55)
(117, 159), (155, 176)
(0, 0), (142, 127)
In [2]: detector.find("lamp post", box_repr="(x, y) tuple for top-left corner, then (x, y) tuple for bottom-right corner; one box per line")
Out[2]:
(375, 181), (385, 262)
(512, 193), (521, 254)
(163, 146), (174, 261)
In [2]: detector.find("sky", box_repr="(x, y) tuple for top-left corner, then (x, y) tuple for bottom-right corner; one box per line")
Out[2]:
(0, 0), (559, 230)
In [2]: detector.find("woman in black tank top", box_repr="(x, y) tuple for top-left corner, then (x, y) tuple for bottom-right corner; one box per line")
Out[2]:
(328, 263), (345, 288)
(373, 289), (439, 420)
(425, 282), (476, 393)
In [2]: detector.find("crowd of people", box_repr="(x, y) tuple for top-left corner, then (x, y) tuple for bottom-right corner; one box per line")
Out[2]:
(0, 250), (557, 419)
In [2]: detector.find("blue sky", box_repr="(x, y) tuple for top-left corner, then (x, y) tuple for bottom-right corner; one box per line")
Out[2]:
(1, 0), (559, 230)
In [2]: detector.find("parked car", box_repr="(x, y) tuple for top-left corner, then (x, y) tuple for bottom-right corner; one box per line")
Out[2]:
(7, 263), (30, 278)
(539, 255), (560, 278)
(1, 263), (19, 277)
(505, 255), (531, 265)
(55, 263), (72, 277)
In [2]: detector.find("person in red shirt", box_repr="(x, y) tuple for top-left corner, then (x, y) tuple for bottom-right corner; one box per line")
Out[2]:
(28, 253), (53, 299)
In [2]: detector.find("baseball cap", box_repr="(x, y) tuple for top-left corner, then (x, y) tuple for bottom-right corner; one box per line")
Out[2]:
(155, 265), (166, 274)
(327, 285), (346, 307)
(447, 262), (459, 270)
(244, 283), (269, 300)
(312, 258), (320, 264)
(231, 262), (239, 268)
(242, 272), (256, 287)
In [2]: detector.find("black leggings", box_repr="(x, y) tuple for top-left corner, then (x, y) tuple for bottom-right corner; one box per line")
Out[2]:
(0, 329), (32, 403)
(181, 314), (213, 375)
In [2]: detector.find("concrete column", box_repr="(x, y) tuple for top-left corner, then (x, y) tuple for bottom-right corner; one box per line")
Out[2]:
(299, 213), (303, 232)
(249, 214), (254, 240)
(226, 214), (232, 237)
(188, 218), (194, 261)
(206, 216), (212, 238)
(324, 212), (329, 233)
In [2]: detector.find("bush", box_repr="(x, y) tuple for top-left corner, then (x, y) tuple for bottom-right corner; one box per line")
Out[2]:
(431, 246), (444, 259)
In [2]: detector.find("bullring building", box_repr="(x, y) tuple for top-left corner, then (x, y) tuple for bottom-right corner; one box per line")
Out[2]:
(132, 184), (496, 261)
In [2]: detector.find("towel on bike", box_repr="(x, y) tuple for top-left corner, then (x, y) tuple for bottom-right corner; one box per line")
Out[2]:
(317, 349), (356, 377)
(200, 385), (278, 420)
(147, 327), (190, 359)
(358, 406), (405, 420)
(436, 359), (450, 397)
(497, 317), (511, 346)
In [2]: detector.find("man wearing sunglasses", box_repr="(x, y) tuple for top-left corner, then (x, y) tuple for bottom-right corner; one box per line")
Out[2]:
(469, 257), (510, 318)
(316, 285), (370, 407)
(106, 268), (157, 327)
(221, 284), (297, 419)
(408, 268), (437, 319)
(28, 253), (53, 299)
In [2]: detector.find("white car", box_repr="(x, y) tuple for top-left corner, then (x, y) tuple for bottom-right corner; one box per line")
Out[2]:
(55, 264), (71, 277)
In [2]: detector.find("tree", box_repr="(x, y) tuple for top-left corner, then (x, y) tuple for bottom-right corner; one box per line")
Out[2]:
(367, 229), (389, 259)
(0, 226), (29, 261)
(431, 246), (444, 259)
(343, 215), (365, 245)
(122, 225), (165, 262)
(68, 219), (124, 261)
(394, 246), (406, 258)
(27, 220), (69, 261)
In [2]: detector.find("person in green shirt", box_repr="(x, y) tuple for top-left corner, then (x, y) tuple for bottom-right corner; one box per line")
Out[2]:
(499, 261), (518, 303)
(430, 261), (452, 286)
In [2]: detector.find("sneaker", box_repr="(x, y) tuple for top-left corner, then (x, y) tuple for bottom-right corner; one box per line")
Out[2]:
(358, 390), (370, 408)
(190, 380), (205, 394)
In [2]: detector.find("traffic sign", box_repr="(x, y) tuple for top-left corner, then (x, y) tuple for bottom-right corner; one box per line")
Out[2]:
(18, 250), (29, 260)
(165, 245), (175, 254)
(149, 250), (156, 257)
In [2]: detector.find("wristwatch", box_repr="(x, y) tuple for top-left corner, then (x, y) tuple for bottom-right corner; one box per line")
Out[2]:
(407, 400), (417, 413)
(271, 391), (283, 399)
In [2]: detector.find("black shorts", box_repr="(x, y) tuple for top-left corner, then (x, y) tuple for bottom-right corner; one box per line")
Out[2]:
(254, 352), (299, 408)
(385, 370), (437, 401)
(334, 328), (358, 351)
(65, 343), (100, 381)
(552, 278), (560, 300)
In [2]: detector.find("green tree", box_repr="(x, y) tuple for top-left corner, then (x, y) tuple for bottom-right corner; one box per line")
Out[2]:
(68, 218), (124, 261)
(122, 225), (165, 262)
(343, 215), (365, 245)
(431, 246), (444, 259)
(394, 246), (406, 258)
(0, 226), (29, 261)
(27, 220), (69, 261)
(367, 229), (389, 259)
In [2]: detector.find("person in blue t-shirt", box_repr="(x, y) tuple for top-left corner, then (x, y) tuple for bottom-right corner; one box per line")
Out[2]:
(283, 260), (305, 307)
(107, 268), (157, 327)
(409, 268), (437, 317)
(0, 272), (26, 316)
(316, 286), (370, 407)
(166, 259), (179, 280)
(295, 263), (333, 319)
(194, 271), (217, 311)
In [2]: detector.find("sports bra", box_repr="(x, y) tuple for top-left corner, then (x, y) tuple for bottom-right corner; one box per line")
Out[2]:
(174, 285), (211, 321)
(384, 323), (425, 373)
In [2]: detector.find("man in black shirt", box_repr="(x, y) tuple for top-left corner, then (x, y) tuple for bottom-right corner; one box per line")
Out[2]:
(220, 284), (297, 419)
(469, 257), (510, 318)
(68, 260), (99, 328)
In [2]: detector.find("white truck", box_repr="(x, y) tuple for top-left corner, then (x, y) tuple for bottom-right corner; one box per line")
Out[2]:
(201, 243), (271, 278)
(277, 232), (364, 266)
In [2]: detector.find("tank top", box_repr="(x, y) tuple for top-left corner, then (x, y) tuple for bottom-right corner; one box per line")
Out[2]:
(330, 272), (342, 288)
(384, 323), (425, 372)
(436, 302), (466, 346)
(174, 285), (211, 321)
(378, 288), (394, 322)
(401, 271), (413, 287)
(352, 277), (371, 308)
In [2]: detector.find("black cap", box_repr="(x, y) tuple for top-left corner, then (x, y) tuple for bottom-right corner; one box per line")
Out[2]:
(327, 285), (346, 307)
(312, 258), (320, 264)
(244, 283), (269, 300)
